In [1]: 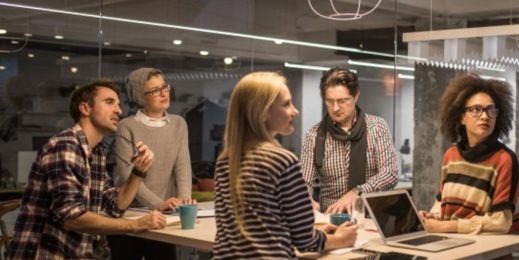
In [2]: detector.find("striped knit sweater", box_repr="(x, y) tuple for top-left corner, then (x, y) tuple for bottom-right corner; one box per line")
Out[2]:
(435, 144), (519, 234)
(213, 145), (327, 259)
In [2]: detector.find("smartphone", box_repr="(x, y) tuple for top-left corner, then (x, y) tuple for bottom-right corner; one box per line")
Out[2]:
(352, 249), (427, 260)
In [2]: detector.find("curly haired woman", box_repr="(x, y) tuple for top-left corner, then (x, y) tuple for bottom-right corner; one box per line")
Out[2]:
(420, 73), (519, 235)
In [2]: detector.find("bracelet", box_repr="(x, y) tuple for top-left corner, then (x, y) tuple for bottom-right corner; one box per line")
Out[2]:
(131, 168), (147, 178)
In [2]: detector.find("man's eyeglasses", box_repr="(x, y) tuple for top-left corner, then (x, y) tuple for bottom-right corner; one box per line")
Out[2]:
(143, 83), (172, 97)
(464, 105), (499, 119)
(113, 135), (139, 166)
(324, 97), (353, 107)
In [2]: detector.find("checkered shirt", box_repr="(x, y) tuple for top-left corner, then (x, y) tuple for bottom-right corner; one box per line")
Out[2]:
(301, 114), (398, 211)
(8, 124), (124, 259)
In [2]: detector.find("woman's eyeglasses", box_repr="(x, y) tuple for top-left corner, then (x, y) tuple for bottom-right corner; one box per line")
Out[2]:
(113, 135), (139, 166)
(143, 83), (172, 97)
(464, 105), (499, 119)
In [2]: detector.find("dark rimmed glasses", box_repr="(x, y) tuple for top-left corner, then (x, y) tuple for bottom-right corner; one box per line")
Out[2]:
(113, 135), (139, 166)
(143, 83), (172, 97)
(464, 104), (499, 119)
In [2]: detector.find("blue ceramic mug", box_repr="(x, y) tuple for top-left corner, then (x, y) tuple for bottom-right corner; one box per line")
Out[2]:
(330, 213), (355, 226)
(179, 204), (198, 229)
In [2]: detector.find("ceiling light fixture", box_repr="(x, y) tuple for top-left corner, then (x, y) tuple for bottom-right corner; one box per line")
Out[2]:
(54, 35), (64, 40)
(284, 62), (330, 71)
(480, 75), (506, 81)
(348, 59), (415, 72)
(284, 62), (358, 73)
(476, 66), (506, 72)
(103, 41), (111, 46)
(200, 50), (209, 56)
(307, 0), (382, 21)
(173, 39), (182, 45)
(10, 40), (18, 44)
(70, 67), (78, 73)
(61, 55), (70, 60)
(397, 73), (414, 80)
(0, 29), (6, 34)
(24, 33), (32, 37)
(223, 57), (233, 65)
(27, 53), (35, 58)
(0, 2), (426, 62)
(0, 65), (5, 70)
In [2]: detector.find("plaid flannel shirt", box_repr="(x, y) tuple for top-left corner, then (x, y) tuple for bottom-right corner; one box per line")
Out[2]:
(8, 124), (124, 259)
(301, 114), (398, 211)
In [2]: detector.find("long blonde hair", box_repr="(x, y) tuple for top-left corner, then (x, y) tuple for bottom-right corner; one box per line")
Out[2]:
(218, 71), (286, 232)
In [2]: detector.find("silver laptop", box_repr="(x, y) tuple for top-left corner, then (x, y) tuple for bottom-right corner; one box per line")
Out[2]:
(362, 190), (475, 252)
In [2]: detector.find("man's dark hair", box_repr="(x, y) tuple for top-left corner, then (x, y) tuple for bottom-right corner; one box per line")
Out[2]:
(69, 78), (120, 123)
(319, 67), (359, 98)
(439, 73), (513, 142)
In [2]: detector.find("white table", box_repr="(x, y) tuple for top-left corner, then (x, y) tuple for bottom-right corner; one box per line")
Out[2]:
(125, 205), (519, 259)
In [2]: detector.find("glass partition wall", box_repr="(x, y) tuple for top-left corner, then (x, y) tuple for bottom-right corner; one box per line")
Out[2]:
(1, 1), (518, 210)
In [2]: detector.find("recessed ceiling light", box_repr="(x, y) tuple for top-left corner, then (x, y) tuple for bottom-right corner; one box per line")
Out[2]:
(70, 67), (78, 73)
(27, 53), (35, 58)
(173, 39), (182, 45)
(61, 55), (70, 60)
(103, 41), (111, 46)
(200, 50), (209, 56)
(125, 53), (133, 58)
(274, 40), (283, 45)
(10, 40), (19, 44)
(0, 29), (6, 34)
(24, 33), (32, 37)
(0, 65), (5, 70)
(224, 57), (233, 65)
(143, 50), (148, 54)
(54, 35), (64, 39)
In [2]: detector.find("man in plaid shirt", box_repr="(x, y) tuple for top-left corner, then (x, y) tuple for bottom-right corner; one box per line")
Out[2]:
(301, 67), (398, 214)
(8, 79), (167, 259)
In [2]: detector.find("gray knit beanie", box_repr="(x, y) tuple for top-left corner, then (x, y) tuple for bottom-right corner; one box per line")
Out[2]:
(126, 67), (155, 106)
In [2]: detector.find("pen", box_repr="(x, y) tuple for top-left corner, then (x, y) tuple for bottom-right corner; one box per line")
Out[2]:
(128, 207), (152, 213)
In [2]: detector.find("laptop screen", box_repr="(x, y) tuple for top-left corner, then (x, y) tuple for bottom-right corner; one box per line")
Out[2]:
(365, 192), (425, 238)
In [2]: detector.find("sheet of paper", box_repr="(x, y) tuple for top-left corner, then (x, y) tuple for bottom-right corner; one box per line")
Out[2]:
(328, 239), (369, 255)
(197, 208), (215, 217)
(314, 210), (330, 224)
(125, 212), (180, 225)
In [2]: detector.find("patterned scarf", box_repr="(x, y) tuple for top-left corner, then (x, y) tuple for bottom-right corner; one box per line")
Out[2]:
(320, 106), (367, 189)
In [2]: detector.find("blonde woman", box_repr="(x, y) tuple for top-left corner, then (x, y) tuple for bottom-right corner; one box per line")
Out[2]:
(213, 72), (358, 259)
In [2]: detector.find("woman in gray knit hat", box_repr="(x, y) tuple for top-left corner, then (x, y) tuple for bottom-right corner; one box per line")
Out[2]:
(108, 68), (194, 260)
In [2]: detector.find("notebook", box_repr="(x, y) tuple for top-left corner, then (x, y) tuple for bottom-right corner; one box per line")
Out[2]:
(362, 190), (475, 252)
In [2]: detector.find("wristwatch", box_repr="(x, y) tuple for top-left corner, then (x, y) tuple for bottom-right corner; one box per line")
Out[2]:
(131, 167), (147, 178)
(352, 187), (362, 196)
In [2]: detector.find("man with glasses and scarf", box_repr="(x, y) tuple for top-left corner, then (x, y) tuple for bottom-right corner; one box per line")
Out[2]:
(108, 68), (193, 260)
(8, 79), (164, 259)
(301, 67), (398, 214)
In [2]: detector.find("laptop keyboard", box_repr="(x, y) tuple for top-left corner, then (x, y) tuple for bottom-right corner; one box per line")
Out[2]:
(399, 235), (449, 246)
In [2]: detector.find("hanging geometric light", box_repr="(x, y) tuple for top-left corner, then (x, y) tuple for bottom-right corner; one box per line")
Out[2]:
(307, 0), (382, 21)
